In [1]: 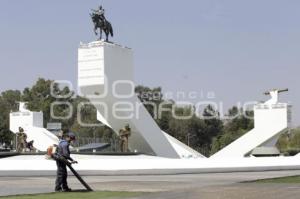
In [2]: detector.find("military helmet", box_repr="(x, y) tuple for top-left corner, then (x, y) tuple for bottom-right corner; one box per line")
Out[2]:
(125, 124), (130, 130)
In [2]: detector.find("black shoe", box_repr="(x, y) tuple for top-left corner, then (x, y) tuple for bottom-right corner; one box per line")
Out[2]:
(55, 188), (62, 192)
(62, 188), (72, 192)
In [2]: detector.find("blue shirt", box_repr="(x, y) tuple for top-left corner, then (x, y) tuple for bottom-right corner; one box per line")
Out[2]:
(57, 140), (73, 161)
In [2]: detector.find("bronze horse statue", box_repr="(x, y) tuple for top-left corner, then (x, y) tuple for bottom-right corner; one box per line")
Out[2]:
(90, 13), (114, 41)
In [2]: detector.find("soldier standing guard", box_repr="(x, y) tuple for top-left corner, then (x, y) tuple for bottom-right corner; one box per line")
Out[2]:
(119, 124), (131, 152)
(16, 127), (27, 152)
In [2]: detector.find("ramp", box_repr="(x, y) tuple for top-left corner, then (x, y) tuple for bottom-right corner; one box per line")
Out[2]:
(212, 90), (291, 158)
(9, 103), (59, 152)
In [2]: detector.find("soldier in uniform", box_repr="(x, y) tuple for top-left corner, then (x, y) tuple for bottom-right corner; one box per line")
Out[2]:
(16, 127), (27, 152)
(119, 124), (131, 152)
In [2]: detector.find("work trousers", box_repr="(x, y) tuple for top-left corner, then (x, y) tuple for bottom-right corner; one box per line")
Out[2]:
(55, 160), (68, 190)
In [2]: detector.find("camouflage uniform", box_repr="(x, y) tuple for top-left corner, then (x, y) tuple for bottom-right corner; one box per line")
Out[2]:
(17, 128), (27, 152)
(119, 125), (131, 152)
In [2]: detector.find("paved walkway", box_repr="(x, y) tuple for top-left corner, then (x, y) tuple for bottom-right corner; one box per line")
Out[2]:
(0, 170), (299, 198)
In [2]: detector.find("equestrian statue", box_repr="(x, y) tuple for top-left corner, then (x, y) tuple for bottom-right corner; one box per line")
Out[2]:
(90, 5), (114, 42)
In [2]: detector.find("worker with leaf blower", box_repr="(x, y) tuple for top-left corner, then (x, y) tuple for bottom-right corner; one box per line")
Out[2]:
(54, 132), (78, 192)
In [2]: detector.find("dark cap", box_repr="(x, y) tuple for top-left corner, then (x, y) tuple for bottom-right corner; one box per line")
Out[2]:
(66, 132), (76, 141)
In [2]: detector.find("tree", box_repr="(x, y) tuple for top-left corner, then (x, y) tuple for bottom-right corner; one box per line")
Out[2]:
(277, 128), (300, 155)
(210, 106), (254, 155)
(0, 90), (21, 145)
(202, 105), (223, 155)
(135, 85), (163, 118)
(135, 86), (225, 156)
(0, 80), (263, 156)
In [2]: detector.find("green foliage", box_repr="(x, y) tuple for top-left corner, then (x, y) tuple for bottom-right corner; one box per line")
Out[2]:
(289, 128), (300, 148)
(277, 128), (300, 155)
(0, 78), (100, 146)
(254, 175), (300, 183)
(0, 90), (21, 145)
(210, 107), (254, 155)
(2, 80), (281, 158)
(22, 78), (74, 126)
(135, 85), (224, 156)
(135, 85), (163, 118)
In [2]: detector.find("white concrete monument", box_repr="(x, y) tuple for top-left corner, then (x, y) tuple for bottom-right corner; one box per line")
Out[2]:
(78, 41), (203, 158)
(2, 41), (300, 173)
(212, 89), (291, 158)
(9, 102), (59, 152)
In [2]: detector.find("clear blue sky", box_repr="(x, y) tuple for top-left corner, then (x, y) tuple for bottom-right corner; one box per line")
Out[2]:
(0, 0), (299, 125)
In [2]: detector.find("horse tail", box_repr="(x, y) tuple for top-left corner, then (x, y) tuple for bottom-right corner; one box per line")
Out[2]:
(109, 23), (114, 37)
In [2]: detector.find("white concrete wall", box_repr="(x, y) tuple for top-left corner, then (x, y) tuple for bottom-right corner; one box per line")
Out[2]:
(10, 112), (43, 133)
(10, 110), (58, 151)
(1, 154), (300, 172)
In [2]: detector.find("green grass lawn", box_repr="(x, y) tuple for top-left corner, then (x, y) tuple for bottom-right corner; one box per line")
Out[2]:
(254, 175), (300, 183)
(0, 191), (140, 199)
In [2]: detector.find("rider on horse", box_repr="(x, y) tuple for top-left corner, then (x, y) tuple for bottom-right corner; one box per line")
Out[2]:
(92, 5), (106, 22)
(90, 5), (113, 41)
